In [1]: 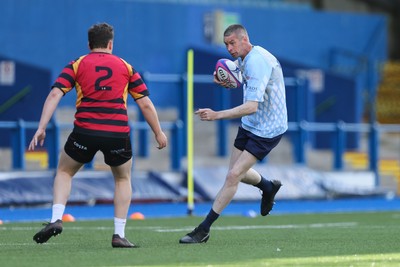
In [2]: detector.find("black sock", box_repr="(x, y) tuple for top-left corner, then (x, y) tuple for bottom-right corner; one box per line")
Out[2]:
(254, 175), (272, 193)
(199, 209), (219, 232)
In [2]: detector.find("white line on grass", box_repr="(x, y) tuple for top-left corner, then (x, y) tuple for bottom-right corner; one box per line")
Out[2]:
(155, 222), (358, 232)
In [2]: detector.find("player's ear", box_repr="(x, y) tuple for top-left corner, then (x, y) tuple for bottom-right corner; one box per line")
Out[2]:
(108, 40), (113, 51)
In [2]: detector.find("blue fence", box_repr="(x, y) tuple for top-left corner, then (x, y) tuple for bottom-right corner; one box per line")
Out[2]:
(0, 119), (184, 171)
(2, 118), (399, 181)
(288, 121), (400, 184)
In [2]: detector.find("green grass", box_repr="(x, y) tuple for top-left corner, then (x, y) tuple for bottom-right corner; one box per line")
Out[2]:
(1, 211), (400, 267)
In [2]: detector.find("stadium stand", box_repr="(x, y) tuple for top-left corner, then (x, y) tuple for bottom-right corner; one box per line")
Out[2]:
(0, 0), (399, 206)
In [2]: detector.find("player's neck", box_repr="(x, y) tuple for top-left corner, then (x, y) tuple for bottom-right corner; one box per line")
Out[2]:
(241, 43), (253, 60)
(91, 48), (112, 54)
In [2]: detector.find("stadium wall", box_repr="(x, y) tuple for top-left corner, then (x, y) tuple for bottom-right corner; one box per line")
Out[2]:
(0, 0), (387, 108)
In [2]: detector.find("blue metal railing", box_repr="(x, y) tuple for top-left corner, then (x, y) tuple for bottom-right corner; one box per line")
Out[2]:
(2, 119), (399, 179)
(1, 119), (183, 171)
(288, 120), (400, 185)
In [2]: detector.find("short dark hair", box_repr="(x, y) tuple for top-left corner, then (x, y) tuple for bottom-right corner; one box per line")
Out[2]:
(88, 23), (114, 49)
(224, 24), (248, 38)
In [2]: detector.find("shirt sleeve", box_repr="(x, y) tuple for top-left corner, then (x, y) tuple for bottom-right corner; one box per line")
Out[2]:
(128, 67), (149, 101)
(51, 57), (82, 95)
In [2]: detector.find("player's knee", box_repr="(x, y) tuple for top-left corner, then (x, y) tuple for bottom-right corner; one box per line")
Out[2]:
(225, 170), (241, 186)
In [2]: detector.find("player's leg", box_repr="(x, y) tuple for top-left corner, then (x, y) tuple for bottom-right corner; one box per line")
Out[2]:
(179, 148), (257, 244)
(103, 136), (136, 248)
(180, 127), (250, 244)
(110, 159), (132, 223)
(241, 168), (262, 184)
(52, 132), (96, 218)
(53, 150), (84, 206)
(239, 133), (284, 216)
(212, 148), (258, 213)
(242, 166), (282, 216)
(109, 159), (136, 248)
(33, 149), (84, 244)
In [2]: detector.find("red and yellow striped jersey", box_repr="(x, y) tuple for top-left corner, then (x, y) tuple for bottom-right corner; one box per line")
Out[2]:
(52, 52), (149, 138)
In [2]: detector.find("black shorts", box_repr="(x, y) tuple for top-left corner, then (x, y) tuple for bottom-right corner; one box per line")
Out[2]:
(234, 126), (283, 161)
(64, 131), (132, 167)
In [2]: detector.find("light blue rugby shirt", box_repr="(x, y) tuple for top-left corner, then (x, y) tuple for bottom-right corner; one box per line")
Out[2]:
(237, 46), (288, 138)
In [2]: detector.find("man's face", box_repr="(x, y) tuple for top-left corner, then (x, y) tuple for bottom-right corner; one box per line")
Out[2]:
(223, 33), (243, 59)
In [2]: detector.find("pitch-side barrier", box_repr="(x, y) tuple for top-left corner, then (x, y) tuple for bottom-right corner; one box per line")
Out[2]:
(0, 119), (184, 170)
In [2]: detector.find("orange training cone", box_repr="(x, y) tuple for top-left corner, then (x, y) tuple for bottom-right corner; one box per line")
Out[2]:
(129, 212), (145, 220)
(62, 213), (76, 222)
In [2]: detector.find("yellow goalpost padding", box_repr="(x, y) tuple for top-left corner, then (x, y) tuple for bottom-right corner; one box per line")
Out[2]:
(186, 49), (194, 215)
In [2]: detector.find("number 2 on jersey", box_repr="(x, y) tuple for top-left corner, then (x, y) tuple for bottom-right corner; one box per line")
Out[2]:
(95, 66), (112, 91)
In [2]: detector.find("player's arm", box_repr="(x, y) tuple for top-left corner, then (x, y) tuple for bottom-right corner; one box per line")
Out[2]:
(195, 100), (258, 121)
(218, 100), (258, 119)
(136, 96), (168, 149)
(28, 88), (64, 150)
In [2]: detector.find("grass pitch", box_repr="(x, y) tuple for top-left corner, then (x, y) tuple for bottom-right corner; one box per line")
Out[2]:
(1, 211), (399, 267)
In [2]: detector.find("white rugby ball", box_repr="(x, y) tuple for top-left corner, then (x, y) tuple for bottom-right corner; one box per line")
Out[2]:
(215, 59), (242, 88)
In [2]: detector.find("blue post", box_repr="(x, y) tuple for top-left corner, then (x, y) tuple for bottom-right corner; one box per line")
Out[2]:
(369, 123), (379, 185)
(139, 74), (150, 158)
(11, 124), (19, 169)
(138, 111), (149, 157)
(217, 119), (228, 157)
(12, 119), (26, 169)
(130, 124), (135, 170)
(367, 59), (377, 124)
(296, 79), (305, 122)
(171, 120), (184, 170)
(366, 59), (379, 186)
(334, 121), (345, 170)
(295, 79), (308, 159)
(217, 87), (230, 157)
(294, 121), (306, 164)
(47, 119), (60, 169)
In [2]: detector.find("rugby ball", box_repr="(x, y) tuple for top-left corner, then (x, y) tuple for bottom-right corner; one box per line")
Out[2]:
(215, 59), (242, 88)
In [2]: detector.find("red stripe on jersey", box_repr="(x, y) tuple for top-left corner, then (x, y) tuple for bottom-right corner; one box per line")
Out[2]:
(75, 112), (128, 122)
(78, 101), (125, 110)
(52, 52), (148, 138)
(74, 121), (129, 135)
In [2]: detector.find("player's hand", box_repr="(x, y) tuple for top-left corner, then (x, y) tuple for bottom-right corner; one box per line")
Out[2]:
(155, 131), (168, 149)
(28, 128), (46, 151)
(213, 71), (233, 89)
(195, 108), (217, 121)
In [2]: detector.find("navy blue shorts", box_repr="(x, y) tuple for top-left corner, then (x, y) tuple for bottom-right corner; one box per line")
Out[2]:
(234, 126), (283, 160)
(64, 131), (132, 166)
